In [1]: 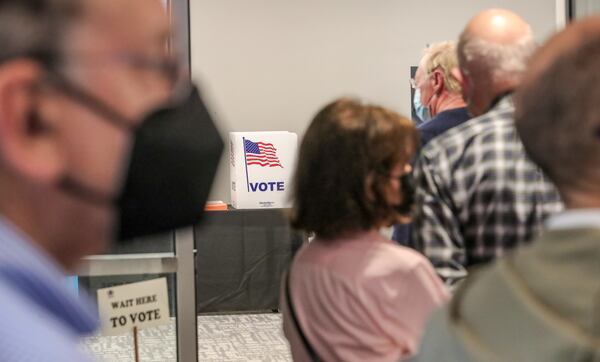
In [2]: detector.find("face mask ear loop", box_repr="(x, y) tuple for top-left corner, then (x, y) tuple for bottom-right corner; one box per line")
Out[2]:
(39, 74), (130, 207)
(45, 73), (133, 131)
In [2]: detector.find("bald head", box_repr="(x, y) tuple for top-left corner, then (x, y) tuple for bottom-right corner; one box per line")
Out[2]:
(515, 16), (600, 208)
(464, 9), (531, 46)
(457, 9), (535, 117)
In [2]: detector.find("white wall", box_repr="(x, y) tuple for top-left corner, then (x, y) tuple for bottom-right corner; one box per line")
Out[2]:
(190, 0), (557, 203)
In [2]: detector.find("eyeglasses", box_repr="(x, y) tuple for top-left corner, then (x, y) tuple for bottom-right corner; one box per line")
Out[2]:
(113, 53), (180, 83)
(410, 74), (429, 90)
(57, 52), (181, 85)
(411, 67), (443, 90)
(410, 78), (417, 89)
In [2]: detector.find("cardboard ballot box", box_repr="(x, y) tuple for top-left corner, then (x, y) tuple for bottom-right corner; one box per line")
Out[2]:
(230, 131), (298, 209)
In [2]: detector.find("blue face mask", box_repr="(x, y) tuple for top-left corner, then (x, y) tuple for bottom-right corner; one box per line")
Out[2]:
(413, 88), (431, 125)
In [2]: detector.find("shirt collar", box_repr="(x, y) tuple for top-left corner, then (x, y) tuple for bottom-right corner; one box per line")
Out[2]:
(0, 217), (99, 335)
(545, 209), (600, 231)
(487, 91), (514, 113)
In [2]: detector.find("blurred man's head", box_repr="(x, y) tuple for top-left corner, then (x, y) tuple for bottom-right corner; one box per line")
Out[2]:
(457, 9), (535, 117)
(0, 0), (173, 269)
(413, 41), (465, 118)
(515, 17), (600, 209)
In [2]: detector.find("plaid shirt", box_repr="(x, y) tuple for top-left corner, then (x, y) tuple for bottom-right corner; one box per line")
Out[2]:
(413, 95), (563, 285)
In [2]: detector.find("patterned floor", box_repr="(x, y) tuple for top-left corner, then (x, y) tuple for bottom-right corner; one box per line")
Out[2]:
(82, 313), (292, 362)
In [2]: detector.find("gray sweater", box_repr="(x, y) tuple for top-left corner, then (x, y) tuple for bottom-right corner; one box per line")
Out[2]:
(414, 228), (600, 362)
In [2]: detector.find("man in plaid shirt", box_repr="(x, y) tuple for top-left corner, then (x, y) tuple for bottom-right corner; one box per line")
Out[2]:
(413, 9), (563, 286)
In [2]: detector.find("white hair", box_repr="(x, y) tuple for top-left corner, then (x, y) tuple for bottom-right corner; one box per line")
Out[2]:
(421, 41), (462, 94)
(458, 28), (537, 83)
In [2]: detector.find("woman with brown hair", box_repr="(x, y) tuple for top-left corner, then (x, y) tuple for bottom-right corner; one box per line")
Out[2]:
(282, 98), (448, 362)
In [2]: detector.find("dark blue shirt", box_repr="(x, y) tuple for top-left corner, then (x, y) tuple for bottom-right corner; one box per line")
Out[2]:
(417, 107), (471, 147)
(392, 107), (471, 246)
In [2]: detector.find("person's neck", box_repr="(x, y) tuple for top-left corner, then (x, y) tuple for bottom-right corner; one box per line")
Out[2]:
(469, 76), (519, 116)
(563, 191), (600, 210)
(432, 92), (466, 116)
(0, 179), (106, 272)
(482, 78), (520, 112)
(317, 227), (380, 242)
(0, 195), (49, 252)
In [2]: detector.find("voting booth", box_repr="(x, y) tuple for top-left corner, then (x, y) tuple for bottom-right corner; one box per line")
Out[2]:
(195, 209), (305, 313)
(229, 132), (298, 209)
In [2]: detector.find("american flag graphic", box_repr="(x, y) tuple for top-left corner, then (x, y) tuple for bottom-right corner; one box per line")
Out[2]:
(244, 139), (283, 168)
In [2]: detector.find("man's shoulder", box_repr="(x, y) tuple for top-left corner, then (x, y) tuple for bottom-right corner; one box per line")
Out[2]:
(420, 105), (515, 161)
(418, 107), (471, 131)
(0, 280), (92, 361)
(419, 251), (583, 362)
(418, 107), (472, 147)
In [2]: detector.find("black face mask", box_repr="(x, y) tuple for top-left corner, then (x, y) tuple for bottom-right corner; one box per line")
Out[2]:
(395, 173), (415, 216)
(50, 77), (224, 241)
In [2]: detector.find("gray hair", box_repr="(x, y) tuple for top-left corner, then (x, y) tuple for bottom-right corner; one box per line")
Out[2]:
(0, 0), (82, 68)
(458, 27), (536, 83)
(421, 41), (462, 94)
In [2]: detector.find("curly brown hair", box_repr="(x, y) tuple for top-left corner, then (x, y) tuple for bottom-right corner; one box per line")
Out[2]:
(290, 98), (418, 239)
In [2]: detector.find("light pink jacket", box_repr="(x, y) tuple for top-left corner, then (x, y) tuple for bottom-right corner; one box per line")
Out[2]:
(282, 230), (449, 362)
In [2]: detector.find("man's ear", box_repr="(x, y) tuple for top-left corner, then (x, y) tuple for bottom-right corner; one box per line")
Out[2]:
(431, 70), (444, 95)
(0, 60), (65, 184)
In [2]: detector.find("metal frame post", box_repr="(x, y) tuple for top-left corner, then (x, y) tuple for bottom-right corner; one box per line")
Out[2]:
(175, 227), (197, 362)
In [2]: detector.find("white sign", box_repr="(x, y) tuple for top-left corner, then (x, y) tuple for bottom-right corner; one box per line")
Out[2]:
(230, 131), (298, 209)
(97, 278), (170, 336)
